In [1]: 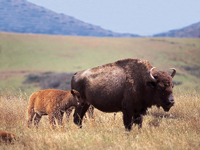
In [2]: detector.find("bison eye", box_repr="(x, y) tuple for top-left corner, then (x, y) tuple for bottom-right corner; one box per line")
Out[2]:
(146, 82), (156, 88)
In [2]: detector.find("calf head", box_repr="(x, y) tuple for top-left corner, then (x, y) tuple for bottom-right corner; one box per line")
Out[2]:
(71, 89), (84, 107)
(146, 67), (176, 111)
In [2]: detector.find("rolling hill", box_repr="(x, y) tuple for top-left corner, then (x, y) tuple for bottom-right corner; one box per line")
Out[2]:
(0, 32), (199, 93)
(0, 0), (200, 37)
(0, 0), (139, 37)
(153, 22), (200, 38)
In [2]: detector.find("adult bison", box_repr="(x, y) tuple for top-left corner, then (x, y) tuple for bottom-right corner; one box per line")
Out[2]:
(71, 58), (176, 130)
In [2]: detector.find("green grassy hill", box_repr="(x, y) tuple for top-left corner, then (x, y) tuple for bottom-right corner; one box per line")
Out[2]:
(0, 32), (200, 93)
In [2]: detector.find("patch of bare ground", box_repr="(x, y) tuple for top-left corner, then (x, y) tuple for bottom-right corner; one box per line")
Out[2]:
(23, 72), (74, 91)
(182, 66), (200, 78)
(0, 70), (42, 80)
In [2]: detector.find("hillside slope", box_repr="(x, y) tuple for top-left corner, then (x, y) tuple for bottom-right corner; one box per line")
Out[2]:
(0, 0), (139, 37)
(0, 32), (199, 92)
(154, 22), (200, 38)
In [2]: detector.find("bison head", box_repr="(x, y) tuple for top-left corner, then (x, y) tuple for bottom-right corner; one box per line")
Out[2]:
(146, 67), (176, 112)
(71, 89), (85, 107)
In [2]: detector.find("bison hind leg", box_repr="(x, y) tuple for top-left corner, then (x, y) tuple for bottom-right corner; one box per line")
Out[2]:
(34, 113), (42, 129)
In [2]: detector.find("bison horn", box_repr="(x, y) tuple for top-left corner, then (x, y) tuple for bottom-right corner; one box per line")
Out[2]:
(149, 67), (156, 82)
(170, 68), (176, 78)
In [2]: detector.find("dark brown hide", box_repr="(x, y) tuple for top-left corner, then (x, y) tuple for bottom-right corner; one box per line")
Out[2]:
(71, 58), (176, 130)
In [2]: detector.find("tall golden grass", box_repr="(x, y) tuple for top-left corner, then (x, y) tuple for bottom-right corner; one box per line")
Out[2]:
(0, 89), (200, 149)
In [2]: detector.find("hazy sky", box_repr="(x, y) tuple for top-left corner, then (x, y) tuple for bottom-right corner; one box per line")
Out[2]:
(27, 0), (200, 36)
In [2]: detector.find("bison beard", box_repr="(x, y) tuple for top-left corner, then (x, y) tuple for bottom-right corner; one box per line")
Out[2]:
(71, 58), (176, 130)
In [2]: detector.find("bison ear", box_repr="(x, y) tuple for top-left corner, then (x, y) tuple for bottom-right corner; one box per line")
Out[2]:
(146, 82), (156, 88)
(71, 89), (75, 95)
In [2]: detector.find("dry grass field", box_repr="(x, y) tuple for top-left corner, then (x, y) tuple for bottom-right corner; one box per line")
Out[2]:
(0, 32), (200, 149)
(0, 88), (199, 149)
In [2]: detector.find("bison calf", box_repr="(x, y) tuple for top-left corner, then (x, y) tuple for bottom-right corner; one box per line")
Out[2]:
(27, 89), (84, 129)
(0, 130), (18, 144)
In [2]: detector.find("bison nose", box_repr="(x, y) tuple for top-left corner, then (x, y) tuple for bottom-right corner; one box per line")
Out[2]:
(168, 95), (175, 105)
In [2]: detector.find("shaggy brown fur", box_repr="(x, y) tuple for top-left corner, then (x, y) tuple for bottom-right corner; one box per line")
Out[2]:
(27, 89), (84, 129)
(0, 130), (18, 144)
(71, 58), (176, 130)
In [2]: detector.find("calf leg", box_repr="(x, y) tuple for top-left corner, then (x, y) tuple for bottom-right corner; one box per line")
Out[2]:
(66, 107), (74, 122)
(55, 111), (64, 126)
(48, 113), (56, 129)
(34, 113), (42, 129)
(27, 111), (35, 128)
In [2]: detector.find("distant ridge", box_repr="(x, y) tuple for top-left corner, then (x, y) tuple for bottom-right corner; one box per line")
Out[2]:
(0, 0), (199, 38)
(0, 0), (139, 37)
(153, 22), (200, 38)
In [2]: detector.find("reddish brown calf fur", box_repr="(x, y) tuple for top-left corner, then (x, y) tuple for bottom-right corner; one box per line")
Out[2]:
(27, 89), (83, 129)
(0, 130), (18, 144)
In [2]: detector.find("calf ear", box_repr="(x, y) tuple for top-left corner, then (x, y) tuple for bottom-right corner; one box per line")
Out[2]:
(146, 82), (156, 88)
(71, 89), (75, 95)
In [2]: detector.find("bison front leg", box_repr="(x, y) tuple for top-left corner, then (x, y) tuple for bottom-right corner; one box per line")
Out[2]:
(34, 113), (42, 129)
(122, 108), (134, 131)
(133, 114), (143, 129)
(73, 103), (90, 128)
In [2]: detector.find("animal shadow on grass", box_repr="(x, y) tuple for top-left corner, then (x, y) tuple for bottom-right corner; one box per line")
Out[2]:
(146, 109), (176, 128)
